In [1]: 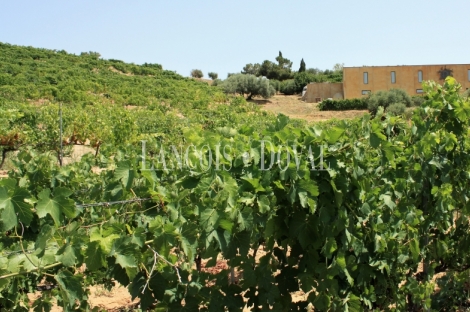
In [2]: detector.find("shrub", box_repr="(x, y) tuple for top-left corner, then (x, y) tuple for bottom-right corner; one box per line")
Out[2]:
(190, 69), (203, 78)
(280, 79), (297, 95)
(410, 95), (425, 107)
(318, 98), (368, 111)
(211, 78), (222, 87)
(367, 89), (411, 114)
(269, 79), (281, 92)
(208, 72), (218, 80)
(403, 107), (414, 120)
(386, 103), (406, 116)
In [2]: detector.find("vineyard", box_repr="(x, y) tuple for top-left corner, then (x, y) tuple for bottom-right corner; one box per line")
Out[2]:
(1, 42), (470, 311)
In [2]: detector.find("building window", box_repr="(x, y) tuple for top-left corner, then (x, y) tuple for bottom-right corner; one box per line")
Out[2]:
(391, 71), (396, 84)
(363, 72), (368, 84)
(416, 89), (424, 94)
(468, 69), (470, 81)
(418, 70), (423, 83)
(362, 90), (371, 95)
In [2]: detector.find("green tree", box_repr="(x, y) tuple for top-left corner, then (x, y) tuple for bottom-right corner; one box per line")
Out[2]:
(275, 51), (292, 70)
(333, 63), (344, 72)
(219, 73), (276, 100)
(279, 79), (297, 95)
(258, 60), (276, 78)
(299, 58), (306, 72)
(208, 72), (218, 80)
(190, 69), (203, 78)
(294, 71), (315, 93)
(246, 52), (293, 81)
(241, 63), (260, 76)
(306, 68), (321, 75)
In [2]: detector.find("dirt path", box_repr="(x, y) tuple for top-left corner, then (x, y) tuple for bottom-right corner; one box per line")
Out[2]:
(253, 94), (368, 122)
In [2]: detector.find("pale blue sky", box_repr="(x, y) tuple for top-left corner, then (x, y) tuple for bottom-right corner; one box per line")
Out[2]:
(1, 0), (468, 79)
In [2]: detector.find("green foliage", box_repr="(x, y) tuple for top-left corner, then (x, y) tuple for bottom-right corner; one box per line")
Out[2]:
(0, 42), (276, 164)
(0, 42), (213, 110)
(294, 71), (315, 93)
(333, 63), (344, 72)
(3, 42), (470, 311)
(411, 95), (425, 107)
(190, 69), (203, 78)
(208, 72), (218, 80)
(293, 70), (343, 94)
(244, 52), (293, 81)
(219, 74), (276, 99)
(3, 78), (470, 310)
(432, 270), (470, 309)
(269, 79), (281, 92)
(211, 78), (221, 86)
(279, 79), (297, 95)
(298, 58), (306, 72)
(241, 63), (260, 76)
(258, 60), (293, 81)
(367, 88), (412, 114)
(275, 51), (293, 71)
(386, 103), (406, 115)
(318, 98), (368, 110)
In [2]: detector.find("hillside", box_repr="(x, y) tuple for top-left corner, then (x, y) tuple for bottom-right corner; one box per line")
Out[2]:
(0, 42), (280, 163)
(0, 42), (222, 109)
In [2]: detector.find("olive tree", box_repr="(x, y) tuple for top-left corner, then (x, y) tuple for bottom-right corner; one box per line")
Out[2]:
(367, 88), (411, 114)
(190, 69), (203, 78)
(220, 74), (276, 100)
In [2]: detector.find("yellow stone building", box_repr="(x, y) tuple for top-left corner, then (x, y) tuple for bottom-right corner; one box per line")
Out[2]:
(343, 64), (470, 99)
(303, 64), (470, 102)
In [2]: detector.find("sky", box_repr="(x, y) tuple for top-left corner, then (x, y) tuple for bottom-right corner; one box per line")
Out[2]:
(1, 0), (469, 79)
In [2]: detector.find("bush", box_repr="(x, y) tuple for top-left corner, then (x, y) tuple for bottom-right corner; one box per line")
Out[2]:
(211, 78), (222, 87)
(318, 98), (368, 111)
(191, 69), (203, 78)
(280, 79), (297, 95)
(367, 89), (411, 114)
(269, 79), (281, 92)
(386, 103), (406, 116)
(403, 107), (414, 120)
(410, 95), (425, 107)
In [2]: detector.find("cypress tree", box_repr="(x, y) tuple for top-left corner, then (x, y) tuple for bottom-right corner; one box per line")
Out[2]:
(299, 58), (306, 72)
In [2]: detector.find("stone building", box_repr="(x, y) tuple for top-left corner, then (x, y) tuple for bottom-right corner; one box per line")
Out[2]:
(303, 64), (470, 103)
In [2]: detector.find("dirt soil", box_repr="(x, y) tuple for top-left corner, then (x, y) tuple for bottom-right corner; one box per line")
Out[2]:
(28, 284), (139, 312)
(253, 94), (368, 122)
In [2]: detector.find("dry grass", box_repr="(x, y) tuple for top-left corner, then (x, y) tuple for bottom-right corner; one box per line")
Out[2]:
(253, 94), (368, 122)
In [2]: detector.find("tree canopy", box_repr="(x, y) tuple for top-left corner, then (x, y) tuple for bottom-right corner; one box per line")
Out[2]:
(190, 69), (203, 78)
(219, 73), (276, 100)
